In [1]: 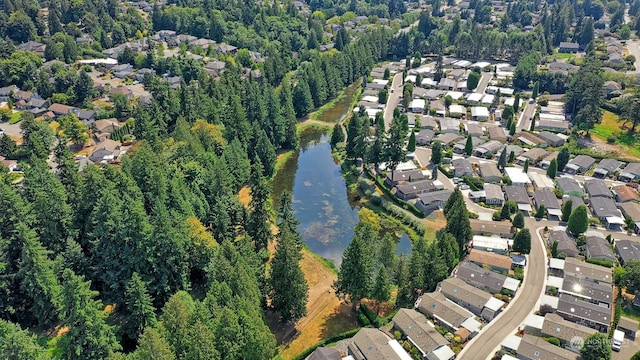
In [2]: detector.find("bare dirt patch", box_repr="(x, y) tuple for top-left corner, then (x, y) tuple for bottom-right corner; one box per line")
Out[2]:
(275, 249), (358, 359)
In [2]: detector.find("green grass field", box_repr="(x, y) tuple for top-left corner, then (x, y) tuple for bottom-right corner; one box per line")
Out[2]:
(592, 111), (640, 159)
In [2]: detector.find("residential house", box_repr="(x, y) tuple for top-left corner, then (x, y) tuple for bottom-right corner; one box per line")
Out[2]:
(585, 231), (616, 263)
(111, 64), (134, 79)
(347, 328), (411, 360)
(548, 62), (580, 75)
(619, 163), (640, 182)
(25, 98), (48, 110)
(465, 123), (484, 137)
(448, 104), (466, 118)
(453, 137), (484, 154)
(516, 334), (579, 360)
(484, 183), (505, 206)
(415, 291), (476, 334)
(439, 278), (505, 321)
(17, 40), (46, 56)
(409, 98), (426, 113)
(385, 169), (426, 187)
(590, 197), (623, 229)
(74, 110), (97, 126)
(517, 132), (545, 147)
(556, 293), (611, 332)
(0, 85), (18, 102)
(541, 151), (559, 169)
(93, 118), (122, 136)
(504, 185), (532, 214)
(421, 116), (439, 130)
(439, 118), (460, 134)
(391, 309), (454, 360)
(472, 235), (510, 254)
(216, 43), (238, 54)
(488, 126), (507, 142)
(616, 240), (640, 264)
(452, 158), (473, 177)
(557, 177), (584, 198)
(474, 141), (503, 158)
(416, 190), (453, 212)
(306, 347), (341, 360)
(435, 133), (460, 146)
(564, 257), (612, 284)
(13, 90), (33, 102)
(533, 189), (561, 218)
(455, 261), (519, 294)
(559, 42), (580, 53)
(109, 86), (133, 100)
(470, 106), (489, 121)
(562, 273), (613, 306)
(504, 167), (532, 188)
(517, 148), (548, 165)
(89, 139), (121, 162)
(468, 249), (513, 272)
(477, 162), (502, 183)
(537, 131), (565, 147)
(529, 172), (556, 191)
(612, 185), (640, 203)
(135, 68), (155, 82)
(204, 60), (227, 77)
(155, 30), (177, 41)
(618, 317), (639, 341)
(584, 179), (613, 199)
(163, 76), (182, 89)
(564, 155), (596, 174)
(549, 230), (579, 258)
(416, 129), (435, 146)
(619, 202), (640, 234)
(594, 159), (623, 178)
(541, 313), (594, 351)
(470, 219), (514, 238)
(48, 103), (76, 117)
(504, 144), (525, 157)
(394, 180), (441, 200)
(437, 78), (458, 91)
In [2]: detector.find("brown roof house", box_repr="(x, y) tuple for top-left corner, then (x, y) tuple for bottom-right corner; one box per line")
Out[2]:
(93, 118), (122, 136)
(468, 249), (513, 272)
(89, 139), (121, 162)
(109, 86), (133, 100)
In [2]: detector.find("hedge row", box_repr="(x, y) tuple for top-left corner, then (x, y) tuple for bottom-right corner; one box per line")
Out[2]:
(383, 202), (427, 236)
(438, 165), (454, 178)
(291, 328), (361, 360)
(360, 303), (399, 328)
(586, 258), (613, 268)
(609, 298), (622, 339)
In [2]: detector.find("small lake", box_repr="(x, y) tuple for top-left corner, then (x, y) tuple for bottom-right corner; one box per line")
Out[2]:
(272, 130), (361, 266)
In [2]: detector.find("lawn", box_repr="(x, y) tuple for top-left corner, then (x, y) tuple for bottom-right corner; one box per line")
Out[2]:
(592, 110), (640, 160)
(8, 111), (22, 124)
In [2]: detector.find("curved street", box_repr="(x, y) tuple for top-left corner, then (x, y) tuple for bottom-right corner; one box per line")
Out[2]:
(457, 222), (547, 360)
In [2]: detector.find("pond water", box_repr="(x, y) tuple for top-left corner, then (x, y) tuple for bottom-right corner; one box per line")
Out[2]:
(272, 130), (361, 266)
(396, 233), (412, 256)
(314, 81), (361, 123)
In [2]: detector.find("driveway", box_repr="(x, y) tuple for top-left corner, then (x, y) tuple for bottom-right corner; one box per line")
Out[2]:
(0, 120), (23, 140)
(458, 224), (547, 360)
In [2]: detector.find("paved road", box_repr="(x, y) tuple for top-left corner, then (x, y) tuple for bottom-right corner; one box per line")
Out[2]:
(516, 100), (537, 132)
(626, 39), (640, 74)
(383, 72), (403, 130)
(475, 72), (493, 94)
(458, 221), (547, 360)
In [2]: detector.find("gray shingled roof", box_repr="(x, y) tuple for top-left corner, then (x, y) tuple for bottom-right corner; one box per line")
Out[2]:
(392, 309), (448, 354)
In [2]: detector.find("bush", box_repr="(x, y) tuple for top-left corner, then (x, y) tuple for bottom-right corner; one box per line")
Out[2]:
(371, 195), (383, 206)
(585, 258), (613, 268)
(438, 165), (454, 178)
(357, 307), (371, 327)
(544, 337), (561, 346)
(609, 298), (622, 339)
(462, 175), (484, 191)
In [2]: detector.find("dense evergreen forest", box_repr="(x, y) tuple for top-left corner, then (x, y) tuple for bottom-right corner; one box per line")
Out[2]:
(2, 0), (640, 356)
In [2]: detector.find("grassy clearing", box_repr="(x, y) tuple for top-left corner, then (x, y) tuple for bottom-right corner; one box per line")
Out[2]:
(274, 150), (295, 175)
(592, 111), (640, 160)
(8, 111), (22, 124)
